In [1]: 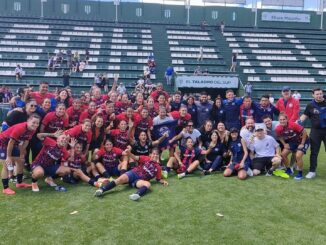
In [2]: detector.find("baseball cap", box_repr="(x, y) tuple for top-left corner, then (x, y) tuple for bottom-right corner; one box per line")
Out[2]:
(282, 86), (291, 92)
(255, 124), (266, 131)
(229, 127), (239, 133)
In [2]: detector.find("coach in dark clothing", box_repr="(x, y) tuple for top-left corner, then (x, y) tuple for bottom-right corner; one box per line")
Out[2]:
(300, 88), (326, 179)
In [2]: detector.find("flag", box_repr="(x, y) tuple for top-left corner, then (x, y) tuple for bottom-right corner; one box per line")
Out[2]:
(153, 120), (178, 149)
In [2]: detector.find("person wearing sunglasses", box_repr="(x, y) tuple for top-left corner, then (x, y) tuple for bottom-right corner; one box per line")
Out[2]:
(2, 99), (38, 131)
(169, 120), (201, 148)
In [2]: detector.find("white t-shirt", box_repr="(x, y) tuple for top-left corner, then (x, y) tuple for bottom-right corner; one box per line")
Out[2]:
(248, 135), (279, 158)
(240, 127), (254, 145)
(180, 129), (201, 147)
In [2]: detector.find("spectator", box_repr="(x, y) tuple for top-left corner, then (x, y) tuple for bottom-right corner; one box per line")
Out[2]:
(197, 46), (204, 61)
(230, 53), (237, 72)
(220, 21), (225, 34)
(244, 82), (252, 97)
(85, 49), (90, 65)
(195, 91), (212, 126)
(200, 20), (208, 30)
(62, 70), (71, 88)
(275, 86), (300, 122)
(299, 88), (326, 179)
(15, 65), (23, 80)
(66, 49), (72, 69)
(292, 90), (301, 100)
(165, 65), (174, 86)
(194, 66), (202, 75)
(117, 82), (127, 96)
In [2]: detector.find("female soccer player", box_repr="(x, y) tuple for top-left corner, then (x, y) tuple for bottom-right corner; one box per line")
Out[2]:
(223, 128), (249, 180)
(64, 139), (100, 187)
(202, 130), (225, 175)
(31, 133), (72, 192)
(65, 119), (92, 156)
(275, 113), (309, 180)
(89, 116), (105, 153)
(1, 114), (41, 195)
(92, 139), (124, 178)
(95, 148), (168, 201)
(41, 103), (69, 133)
(164, 137), (210, 179)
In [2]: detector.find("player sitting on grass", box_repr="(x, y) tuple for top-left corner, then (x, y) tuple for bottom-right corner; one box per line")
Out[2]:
(92, 139), (124, 179)
(275, 112), (309, 180)
(163, 137), (212, 179)
(63, 139), (101, 187)
(247, 125), (284, 177)
(95, 148), (168, 201)
(223, 127), (249, 180)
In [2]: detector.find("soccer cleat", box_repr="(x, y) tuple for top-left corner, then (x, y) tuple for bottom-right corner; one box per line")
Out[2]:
(32, 183), (39, 192)
(16, 182), (32, 188)
(45, 177), (57, 187)
(285, 168), (294, 176)
(129, 193), (141, 201)
(94, 189), (103, 197)
(273, 169), (290, 179)
(294, 173), (304, 180)
(305, 172), (316, 179)
(2, 188), (15, 195)
(246, 168), (253, 177)
(177, 172), (186, 179)
(162, 170), (168, 179)
(94, 182), (102, 188)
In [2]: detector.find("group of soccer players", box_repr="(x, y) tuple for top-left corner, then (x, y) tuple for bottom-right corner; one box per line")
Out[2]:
(1, 79), (325, 201)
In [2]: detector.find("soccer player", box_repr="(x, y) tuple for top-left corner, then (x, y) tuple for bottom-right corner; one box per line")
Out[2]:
(164, 137), (209, 179)
(79, 101), (97, 123)
(63, 139), (100, 187)
(129, 131), (168, 156)
(94, 148), (168, 201)
(1, 114), (41, 195)
(41, 103), (69, 133)
(66, 98), (83, 128)
(29, 81), (55, 105)
(65, 119), (92, 156)
(202, 130), (225, 175)
(133, 108), (153, 140)
(223, 128), (249, 180)
(170, 105), (192, 134)
(31, 133), (72, 192)
(92, 139), (124, 178)
(275, 113), (309, 180)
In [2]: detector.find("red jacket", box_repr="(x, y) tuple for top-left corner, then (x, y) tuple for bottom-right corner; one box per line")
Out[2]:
(275, 97), (300, 122)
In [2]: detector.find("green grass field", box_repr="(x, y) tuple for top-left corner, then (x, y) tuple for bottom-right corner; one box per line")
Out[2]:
(0, 150), (325, 245)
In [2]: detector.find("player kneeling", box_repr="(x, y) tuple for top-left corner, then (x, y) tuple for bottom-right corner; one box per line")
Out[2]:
(223, 128), (249, 180)
(63, 139), (101, 187)
(94, 148), (168, 201)
(31, 133), (71, 192)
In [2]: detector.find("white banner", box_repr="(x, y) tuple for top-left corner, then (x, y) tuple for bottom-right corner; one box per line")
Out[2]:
(262, 12), (310, 23)
(262, 0), (304, 7)
(176, 75), (239, 88)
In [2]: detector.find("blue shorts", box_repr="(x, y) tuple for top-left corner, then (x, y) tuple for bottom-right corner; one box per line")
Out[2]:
(0, 147), (20, 160)
(43, 164), (60, 178)
(125, 170), (140, 188)
(288, 139), (310, 154)
(105, 167), (120, 177)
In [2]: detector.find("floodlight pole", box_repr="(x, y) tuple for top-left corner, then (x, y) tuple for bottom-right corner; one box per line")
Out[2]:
(253, 0), (258, 28)
(114, 0), (120, 23)
(40, 0), (47, 19)
(320, 0), (324, 30)
(185, 0), (190, 25)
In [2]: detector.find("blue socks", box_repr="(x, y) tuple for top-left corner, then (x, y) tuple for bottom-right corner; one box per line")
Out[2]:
(137, 186), (148, 196)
